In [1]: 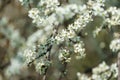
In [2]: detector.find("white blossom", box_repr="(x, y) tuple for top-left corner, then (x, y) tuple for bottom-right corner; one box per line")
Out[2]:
(23, 47), (37, 64)
(55, 29), (75, 44)
(71, 10), (93, 31)
(93, 27), (102, 38)
(77, 72), (91, 80)
(55, 34), (65, 44)
(110, 63), (118, 78)
(87, 0), (106, 16)
(110, 39), (120, 52)
(35, 59), (51, 74)
(74, 42), (86, 59)
(28, 8), (45, 26)
(77, 62), (118, 80)
(92, 62), (109, 74)
(92, 62), (118, 80)
(28, 8), (40, 19)
(92, 74), (101, 80)
(106, 7), (120, 26)
(58, 49), (71, 62)
(38, 0), (59, 15)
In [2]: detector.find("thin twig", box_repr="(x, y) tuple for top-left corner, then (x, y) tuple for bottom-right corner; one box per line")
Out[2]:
(43, 74), (47, 80)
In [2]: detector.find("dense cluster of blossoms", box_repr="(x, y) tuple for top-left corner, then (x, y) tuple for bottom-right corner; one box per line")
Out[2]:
(106, 7), (120, 26)
(19, 0), (119, 78)
(110, 38), (120, 52)
(27, 0), (60, 27)
(23, 46), (37, 64)
(35, 58), (51, 74)
(28, 8), (43, 26)
(38, 0), (59, 15)
(55, 29), (76, 44)
(58, 49), (71, 63)
(77, 62), (118, 80)
(73, 42), (86, 59)
(87, 0), (106, 16)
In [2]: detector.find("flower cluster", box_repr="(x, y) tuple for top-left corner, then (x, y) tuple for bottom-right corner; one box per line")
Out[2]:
(74, 41), (86, 59)
(38, 0), (59, 15)
(92, 62), (118, 80)
(28, 8), (45, 26)
(55, 29), (76, 44)
(87, 0), (106, 16)
(23, 46), (37, 64)
(28, 0), (59, 27)
(24, 45), (51, 74)
(92, 62), (110, 79)
(77, 62), (118, 80)
(77, 72), (91, 80)
(93, 62), (109, 74)
(106, 7), (120, 26)
(35, 59), (51, 74)
(55, 5), (93, 44)
(58, 49), (71, 63)
(110, 38), (120, 52)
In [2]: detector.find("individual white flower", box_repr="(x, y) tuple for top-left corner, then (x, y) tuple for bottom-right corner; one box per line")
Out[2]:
(110, 39), (120, 52)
